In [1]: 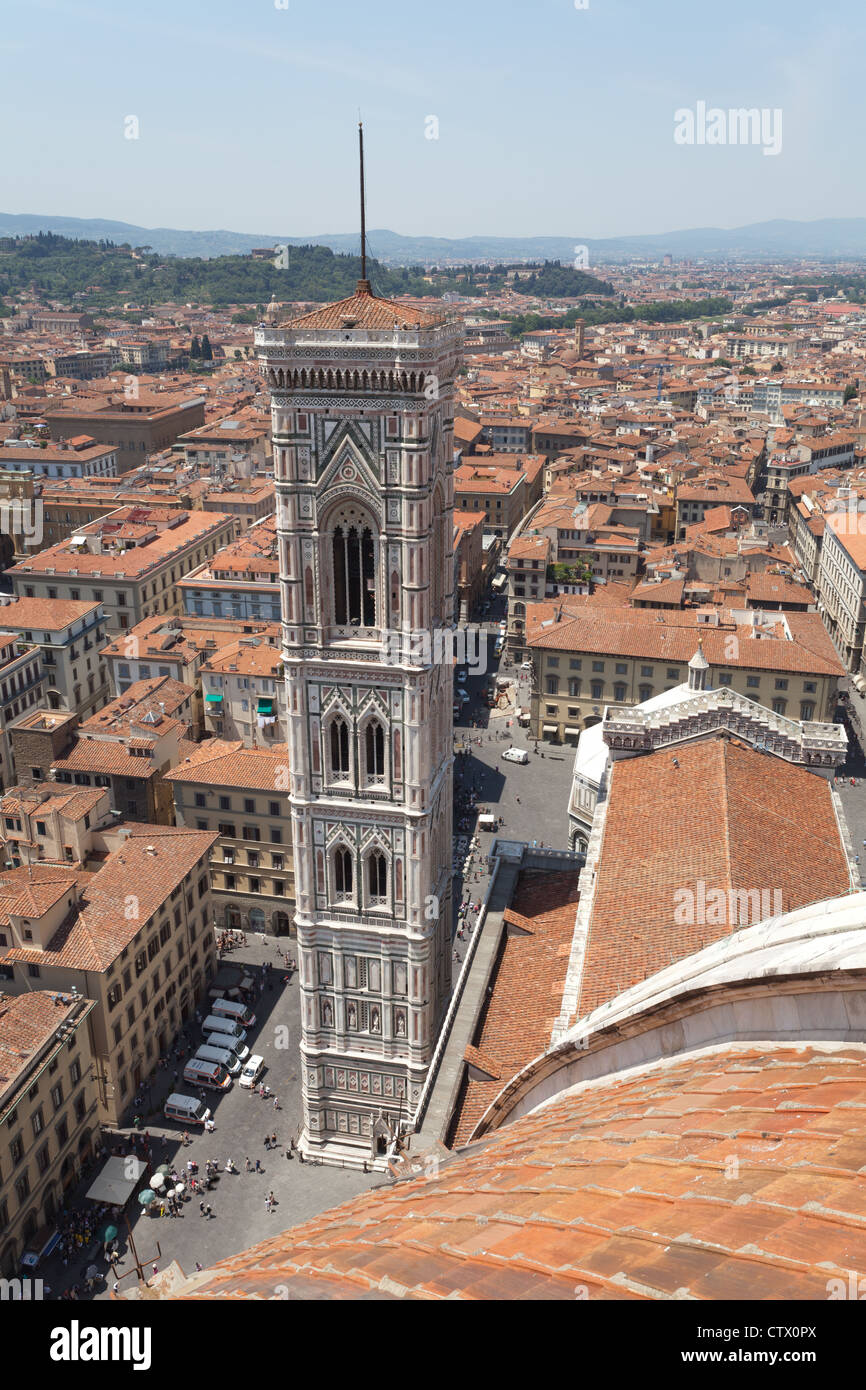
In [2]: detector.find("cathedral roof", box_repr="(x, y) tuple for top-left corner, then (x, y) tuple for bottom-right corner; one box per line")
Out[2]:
(174, 1039), (866, 1300)
(287, 282), (446, 332)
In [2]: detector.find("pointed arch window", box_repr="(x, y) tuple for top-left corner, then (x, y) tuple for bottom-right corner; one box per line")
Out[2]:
(329, 718), (350, 781)
(333, 524), (376, 626)
(334, 847), (353, 899)
(368, 852), (387, 904)
(364, 721), (386, 785)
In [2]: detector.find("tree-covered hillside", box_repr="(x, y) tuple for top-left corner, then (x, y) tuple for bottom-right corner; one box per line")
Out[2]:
(0, 232), (435, 309)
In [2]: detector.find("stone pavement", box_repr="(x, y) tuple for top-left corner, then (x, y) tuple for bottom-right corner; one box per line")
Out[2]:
(451, 650), (575, 974)
(42, 935), (379, 1300)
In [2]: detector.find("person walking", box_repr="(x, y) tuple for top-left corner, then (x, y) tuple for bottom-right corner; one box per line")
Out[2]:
(255, 1158), (262, 1173)
(199, 1201), (206, 1217)
(244, 1157), (252, 1172)
(204, 1205), (212, 1220)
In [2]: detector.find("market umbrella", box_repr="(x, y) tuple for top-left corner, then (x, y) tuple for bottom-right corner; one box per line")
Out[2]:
(172, 1185), (185, 1199)
(150, 1173), (165, 1190)
(85, 1264), (100, 1281)
(155, 1164), (171, 1176)
(97, 1224), (118, 1243)
(137, 1190), (156, 1207)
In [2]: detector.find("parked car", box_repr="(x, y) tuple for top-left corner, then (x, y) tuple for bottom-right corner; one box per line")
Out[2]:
(239, 1055), (265, 1089)
(502, 747), (529, 764)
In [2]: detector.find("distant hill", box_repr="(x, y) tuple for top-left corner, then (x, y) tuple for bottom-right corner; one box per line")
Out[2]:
(0, 232), (435, 308)
(2, 213), (866, 263)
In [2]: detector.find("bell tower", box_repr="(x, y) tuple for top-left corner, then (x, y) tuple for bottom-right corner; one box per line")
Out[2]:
(256, 134), (463, 1164)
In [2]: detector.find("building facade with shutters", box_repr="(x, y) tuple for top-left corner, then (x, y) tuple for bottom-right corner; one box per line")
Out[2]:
(256, 281), (462, 1165)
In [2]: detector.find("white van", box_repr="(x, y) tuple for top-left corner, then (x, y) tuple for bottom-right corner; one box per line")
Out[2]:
(183, 1057), (232, 1091)
(206, 1033), (249, 1062)
(195, 1043), (242, 1076)
(164, 1093), (212, 1126)
(201, 1013), (247, 1044)
(212, 997), (256, 1028)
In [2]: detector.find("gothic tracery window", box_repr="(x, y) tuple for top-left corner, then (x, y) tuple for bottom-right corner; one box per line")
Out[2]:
(329, 718), (350, 781)
(334, 846), (353, 899)
(368, 851), (387, 904)
(332, 517), (376, 626)
(364, 721), (386, 785)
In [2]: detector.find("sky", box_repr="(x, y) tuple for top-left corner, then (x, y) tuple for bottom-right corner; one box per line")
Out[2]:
(2, 0), (863, 242)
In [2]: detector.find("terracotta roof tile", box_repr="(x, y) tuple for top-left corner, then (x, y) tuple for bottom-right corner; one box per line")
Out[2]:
(575, 736), (851, 1020)
(178, 1044), (866, 1301)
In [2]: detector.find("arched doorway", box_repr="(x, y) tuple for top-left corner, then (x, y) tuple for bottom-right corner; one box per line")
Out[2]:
(272, 911), (290, 937)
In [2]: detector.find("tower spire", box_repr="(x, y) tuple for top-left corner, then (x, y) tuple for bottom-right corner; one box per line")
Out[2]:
(357, 120), (371, 296)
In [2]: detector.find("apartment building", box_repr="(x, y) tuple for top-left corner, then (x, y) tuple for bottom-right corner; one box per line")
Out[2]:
(0, 438), (118, 481)
(45, 350), (118, 380)
(453, 457), (544, 540)
(0, 783), (112, 867)
(201, 635), (285, 746)
(177, 515), (280, 623)
(7, 677), (190, 823)
(816, 512), (866, 673)
(752, 378), (848, 414)
(505, 533), (551, 656)
(9, 506), (238, 633)
(0, 825), (219, 1127)
(478, 417), (535, 452)
(174, 412), (273, 473)
(453, 510), (486, 620)
(200, 482), (274, 531)
(675, 475), (754, 537)
(0, 597), (109, 718)
(101, 614), (281, 700)
(0, 990), (100, 1278)
(526, 600), (843, 741)
(45, 391), (205, 472)
(0, 633), (46, 791)
(165, 741), (293, 936)
(725, 333), (809, 361)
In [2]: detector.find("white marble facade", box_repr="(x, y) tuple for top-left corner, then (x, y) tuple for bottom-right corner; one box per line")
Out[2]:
(256, 293), (463, 1164)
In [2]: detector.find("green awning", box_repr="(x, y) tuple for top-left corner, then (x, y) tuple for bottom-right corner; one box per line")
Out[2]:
(257, 699), (274, 713)
(205, 692), (223, 703)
